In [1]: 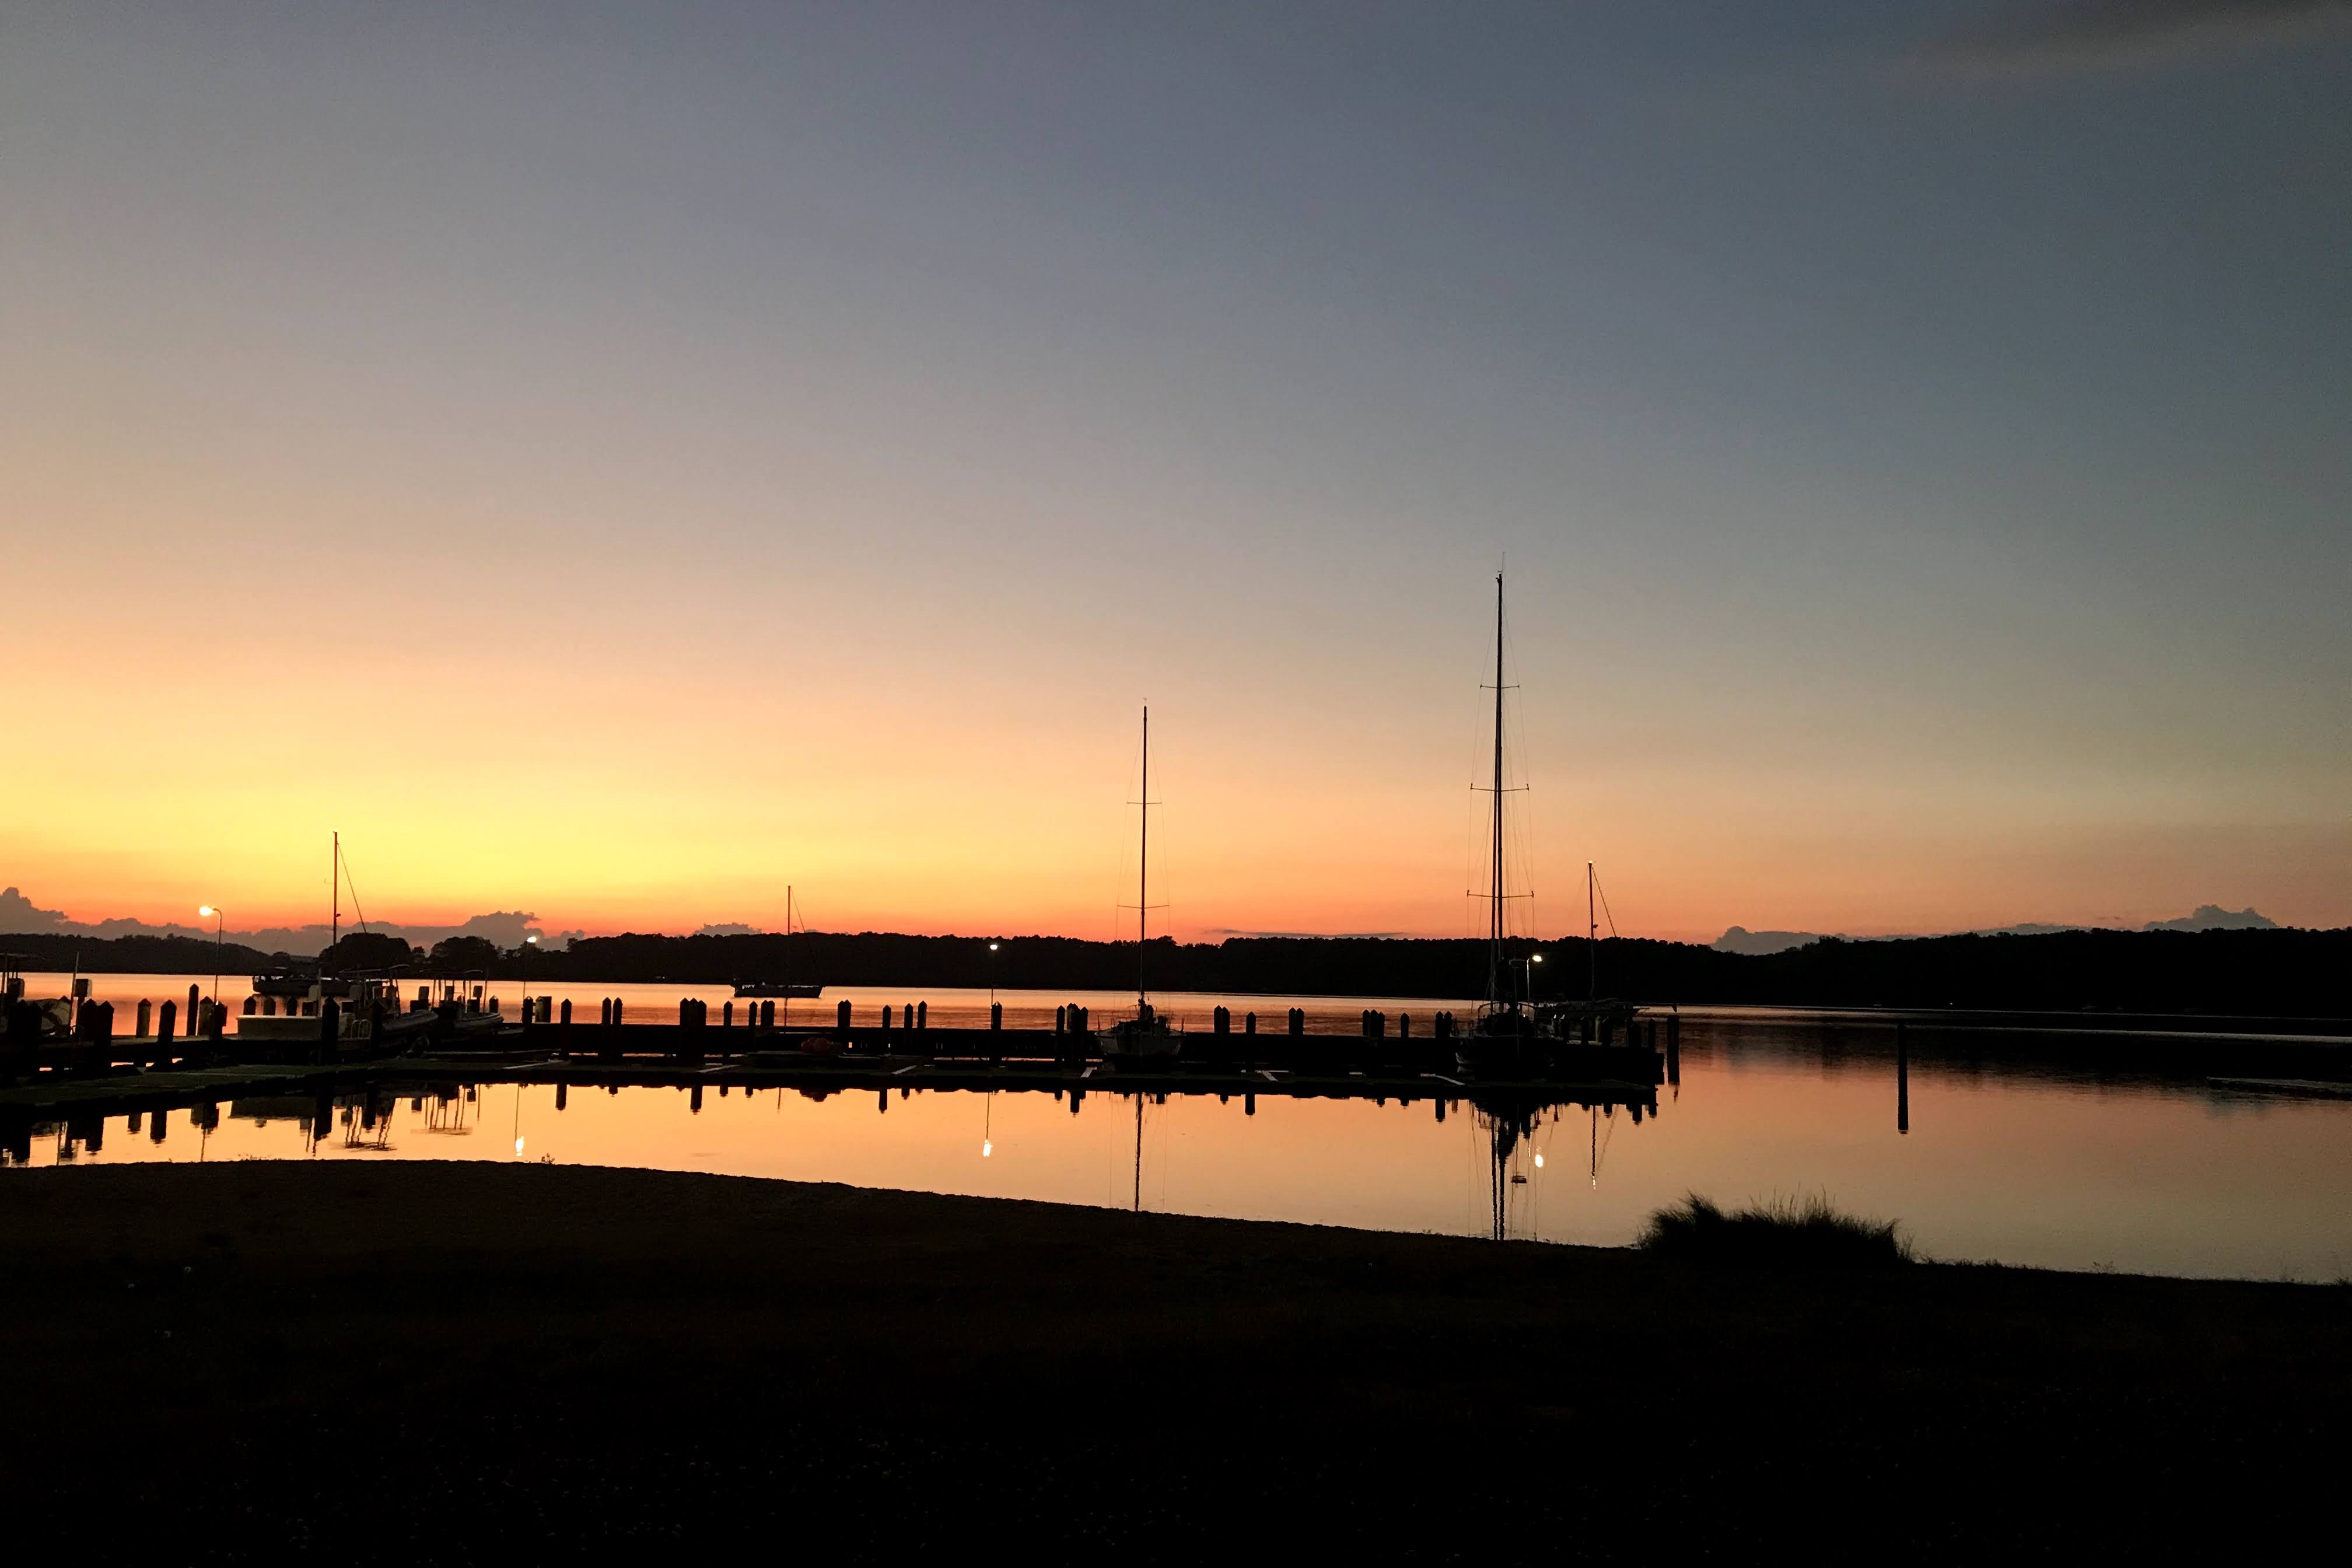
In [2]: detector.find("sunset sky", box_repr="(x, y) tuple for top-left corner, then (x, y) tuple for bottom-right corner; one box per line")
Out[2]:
(5, 2), (2347, 946)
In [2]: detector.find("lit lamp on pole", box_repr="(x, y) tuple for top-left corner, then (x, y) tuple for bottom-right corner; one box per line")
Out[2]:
(198, 906), (223, 1010)
(988, 942), (1000, 1007)
(1529, 951), (1544, 1002)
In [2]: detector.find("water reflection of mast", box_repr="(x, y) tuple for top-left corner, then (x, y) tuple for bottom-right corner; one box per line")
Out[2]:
(1132, 1093), (1143, 1213)
(1474, 1095), (1542, 1241)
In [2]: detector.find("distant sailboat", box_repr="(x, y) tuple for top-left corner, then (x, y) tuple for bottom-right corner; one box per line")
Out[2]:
(732, 887), (824, 999)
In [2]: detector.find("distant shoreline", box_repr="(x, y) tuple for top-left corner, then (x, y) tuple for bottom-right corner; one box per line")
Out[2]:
(8, 922), (2347, 1017)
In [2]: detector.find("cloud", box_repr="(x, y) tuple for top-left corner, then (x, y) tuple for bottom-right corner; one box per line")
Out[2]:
(0, 887), (69, 930)
(0, 886), (554, 954)
(1919, 0), (2352, 79)
(1202, 928), (1409, 940)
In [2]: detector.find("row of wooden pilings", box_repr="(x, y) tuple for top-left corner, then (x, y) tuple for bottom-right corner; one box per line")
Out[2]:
(2, 989), (234, 1080)
(1356, 1010), (1460, 1041)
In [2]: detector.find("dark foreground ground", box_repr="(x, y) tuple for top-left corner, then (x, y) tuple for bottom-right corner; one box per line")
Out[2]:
(2, 1165), (2345, 1562)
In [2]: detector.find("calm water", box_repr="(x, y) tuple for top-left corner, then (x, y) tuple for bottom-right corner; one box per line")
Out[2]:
(11, 976), (2350, 1281)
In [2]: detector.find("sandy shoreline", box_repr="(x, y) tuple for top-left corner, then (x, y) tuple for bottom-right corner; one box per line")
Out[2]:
(3, 1162), (2344, 1558)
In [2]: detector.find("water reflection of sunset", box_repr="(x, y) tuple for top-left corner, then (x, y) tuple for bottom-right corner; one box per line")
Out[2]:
(15, 1021), (2347, 1281)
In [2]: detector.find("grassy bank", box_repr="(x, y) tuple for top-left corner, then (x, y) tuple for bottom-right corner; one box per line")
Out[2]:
(2, 1164), (2344, 1560)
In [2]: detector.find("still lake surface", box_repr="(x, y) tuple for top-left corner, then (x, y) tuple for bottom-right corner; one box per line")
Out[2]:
(13, 975), (2350, 1282)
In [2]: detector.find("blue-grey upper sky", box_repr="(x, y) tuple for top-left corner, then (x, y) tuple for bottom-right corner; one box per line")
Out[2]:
(4, 1), (2347, 939)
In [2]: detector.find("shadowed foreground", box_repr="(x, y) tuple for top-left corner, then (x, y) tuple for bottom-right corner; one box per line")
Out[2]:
(2, 1164), (2344, 1560)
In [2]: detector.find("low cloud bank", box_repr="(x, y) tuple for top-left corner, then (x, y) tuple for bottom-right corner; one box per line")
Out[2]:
(0, 887), (560, 955)
(1716, 905), (2281, 956)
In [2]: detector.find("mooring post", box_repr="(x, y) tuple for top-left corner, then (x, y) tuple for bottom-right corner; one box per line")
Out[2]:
(1055, 1005), (1066, 1034)
(1289, 1007), (1304, 1037)
(136, 998), (152, 1038)
(1897, 1021), (1909, 1135)
(991, 1002), (1003, 1031)
(154, 999), (177, 1064)
(917, 1000), (927, 1030)
(561, 998), (573, 1026)
(881, 1004), (894, 1035)
(1213, 1006), (1228, 1035)
(1244, 1011), (1256, 1035)
(723, 1000), (734, 1029)
(1399, 1013), (1412, 1039)
(187, 984), (200, 1029)
(837, 999), (852, 1032)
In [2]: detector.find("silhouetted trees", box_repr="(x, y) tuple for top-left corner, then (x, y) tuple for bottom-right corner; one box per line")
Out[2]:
(428, 936), (503, 972)
(5, 923), (2344, 1016)
(320, 932), (420, 972)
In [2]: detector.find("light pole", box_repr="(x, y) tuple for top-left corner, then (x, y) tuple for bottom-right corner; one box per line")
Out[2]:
(1530, 951), (1544, 1003)
(198, 906), (223, 1010)
(988, 941), (1000, 1008)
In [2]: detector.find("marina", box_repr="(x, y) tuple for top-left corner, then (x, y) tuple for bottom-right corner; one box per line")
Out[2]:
(6, 986), (2346, 1279)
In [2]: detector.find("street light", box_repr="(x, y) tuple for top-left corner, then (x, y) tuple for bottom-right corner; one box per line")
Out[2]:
(197, 906), (223, 1012)
(988, 941), (1000, 1008)
(1529, 951), (1544, 1003)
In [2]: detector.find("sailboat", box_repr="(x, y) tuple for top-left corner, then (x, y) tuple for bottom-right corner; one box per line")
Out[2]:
(1458, 573), (1644, 1072)
(1465, 570), (1534, 1065)
(1107, 705), (1180, 1061)
(239, 832), (429, 1050)
(732, 887), (825, 999)
(251, 831), (369, 1002)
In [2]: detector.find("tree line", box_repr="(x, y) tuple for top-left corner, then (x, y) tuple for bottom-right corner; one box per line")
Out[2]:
(6, 925), (2344, 1016)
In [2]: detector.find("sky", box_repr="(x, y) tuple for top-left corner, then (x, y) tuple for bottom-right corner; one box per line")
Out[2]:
(4, 1), (2347, 946)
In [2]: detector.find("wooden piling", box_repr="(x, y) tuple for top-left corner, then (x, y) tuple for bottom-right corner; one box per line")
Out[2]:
(836, 999), (852, 1031)
(1897, 1021), (1909, 1135)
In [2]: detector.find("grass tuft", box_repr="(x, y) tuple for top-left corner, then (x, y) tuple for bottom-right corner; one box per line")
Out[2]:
(1637, 1192), (1915, 1268)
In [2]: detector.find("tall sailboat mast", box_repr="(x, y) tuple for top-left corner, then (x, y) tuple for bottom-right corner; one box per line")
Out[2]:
(1138, 705), (1150, 1009)
(331, 830), (340, 954)
(1486, 573), (1508, 1007)
(1588, 861), (1597, 1006)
